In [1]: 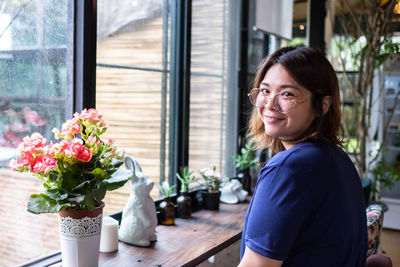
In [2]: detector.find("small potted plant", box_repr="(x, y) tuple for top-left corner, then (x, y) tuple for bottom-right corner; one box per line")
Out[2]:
(199, 166), (222, 210)
(158, 181), (176, 225)
(232, 141), (258, 194)
(9, 108), (131, 267)
(176, 166), (198, 218)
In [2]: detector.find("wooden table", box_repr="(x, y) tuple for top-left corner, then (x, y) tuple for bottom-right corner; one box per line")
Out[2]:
(99, 201), (249, 267)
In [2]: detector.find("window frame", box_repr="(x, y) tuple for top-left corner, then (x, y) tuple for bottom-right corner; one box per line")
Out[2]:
(168, 0), (192, 192)
(73, 0), (97, 113)
(18, 0), (247, 265)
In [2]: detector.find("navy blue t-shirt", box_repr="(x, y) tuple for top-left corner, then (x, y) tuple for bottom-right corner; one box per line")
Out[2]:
(240, 140), (367, 266)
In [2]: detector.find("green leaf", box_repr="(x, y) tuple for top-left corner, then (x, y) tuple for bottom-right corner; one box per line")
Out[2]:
(89, 168), (108, 179)
(27, 194), (68, 214)
(61, 172), (80, 191)
(46, 188), (68, 201)
(176, 166), (197, 192)
(83, 195), (96, 210)
(92, 184), (106, 202)
(110, 159), (124, 169)
(73, 179), (94, 192)
(67, 194), (85, 203)
(103, 169), (131, 191)
(232, 141), (257, 170)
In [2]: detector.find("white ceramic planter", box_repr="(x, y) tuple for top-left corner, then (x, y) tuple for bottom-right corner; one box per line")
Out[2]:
(58, 205), (103, 267)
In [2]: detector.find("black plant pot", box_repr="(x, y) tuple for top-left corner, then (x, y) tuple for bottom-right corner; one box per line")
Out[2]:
(237, 168), (252, 194)
(201, 190), (221, 211)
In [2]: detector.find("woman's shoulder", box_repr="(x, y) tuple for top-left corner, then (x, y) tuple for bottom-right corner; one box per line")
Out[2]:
(288, 140), (344, 161)
(265, 140), (345, 172)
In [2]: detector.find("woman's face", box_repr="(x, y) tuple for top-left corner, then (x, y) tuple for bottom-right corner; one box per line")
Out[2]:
(257, 64), (316, 149)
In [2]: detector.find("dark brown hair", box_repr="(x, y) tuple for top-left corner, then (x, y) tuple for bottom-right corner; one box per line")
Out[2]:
(247, 46), (343, 152)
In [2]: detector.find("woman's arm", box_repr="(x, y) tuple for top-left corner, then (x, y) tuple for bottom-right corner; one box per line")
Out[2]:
(238, 246), (282, 267)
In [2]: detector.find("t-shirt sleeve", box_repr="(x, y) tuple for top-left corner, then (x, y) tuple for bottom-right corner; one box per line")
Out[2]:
(244, 164), (308, 261)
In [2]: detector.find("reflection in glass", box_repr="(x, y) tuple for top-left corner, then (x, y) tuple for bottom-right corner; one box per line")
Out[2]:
(96, 0), (170, 213)
(189, 0), (228, 177)
(0, 0), (70, 265)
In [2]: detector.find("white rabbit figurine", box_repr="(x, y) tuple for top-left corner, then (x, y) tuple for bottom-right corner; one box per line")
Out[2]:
(118, 156), (157, 247)
(220, 179), (248, 204)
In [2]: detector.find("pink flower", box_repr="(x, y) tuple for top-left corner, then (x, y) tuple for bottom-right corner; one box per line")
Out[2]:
(20, 153), (34, 167)
(3, 109), (17, 116)
(67, 142), (83, 155)
(17, 133), (47, 154)
(59, 118), (81, 139)
(5, 122), (27, 132)
(51, 128), (62, 139)
(30, 133), (47, 152)
(71, 138), (83, 145)
(87, 136), (96, 144)
(42, 155), (57, 173)
(2, 131), (23, 148)
(24, 108), (45, 126)
(9, 153), (33, 170)
(52, 140), (69, 154)
(66, 142), (92, 162)
(80, 108), (106, 126)
(31, 155), (46, 173)
(3, 131), (17, 140)
(77, 147), (92, 162)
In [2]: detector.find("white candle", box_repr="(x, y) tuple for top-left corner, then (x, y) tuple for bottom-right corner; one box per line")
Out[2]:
(99, 216), (119, 253)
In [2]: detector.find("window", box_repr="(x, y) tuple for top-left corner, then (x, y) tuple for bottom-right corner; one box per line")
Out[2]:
(96, 0), (170, 214)
(0, 0), (243, 265)
(97, 0), (241, 215)
(0, 0), (71, 265)
(189, 0), (229, 174)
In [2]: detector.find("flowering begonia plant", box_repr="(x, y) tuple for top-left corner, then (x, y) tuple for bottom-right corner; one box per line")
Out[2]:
(9, 108), (131, 214)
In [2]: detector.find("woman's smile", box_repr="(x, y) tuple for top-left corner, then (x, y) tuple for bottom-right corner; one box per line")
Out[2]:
(263, 114), (285, 123)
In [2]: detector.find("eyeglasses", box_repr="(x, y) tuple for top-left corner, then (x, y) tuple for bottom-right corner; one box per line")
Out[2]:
(247, 88), (306, 114)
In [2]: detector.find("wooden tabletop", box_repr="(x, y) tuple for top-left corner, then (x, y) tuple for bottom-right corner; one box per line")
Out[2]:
(99, 200), (249, 267)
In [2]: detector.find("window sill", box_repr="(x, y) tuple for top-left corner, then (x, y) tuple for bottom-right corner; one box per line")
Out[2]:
(100, 200), (248, 266)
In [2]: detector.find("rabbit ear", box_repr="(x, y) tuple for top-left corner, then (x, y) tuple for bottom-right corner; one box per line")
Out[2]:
(133, 158), (143, 173)
(124, 156), (136, 172)
(125, 156), (139, 182)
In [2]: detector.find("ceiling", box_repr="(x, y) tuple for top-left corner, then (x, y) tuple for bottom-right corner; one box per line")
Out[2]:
(293, 0), (400, 23)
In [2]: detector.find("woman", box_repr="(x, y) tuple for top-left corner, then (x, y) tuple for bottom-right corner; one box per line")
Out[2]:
(238, 47), (367, 267)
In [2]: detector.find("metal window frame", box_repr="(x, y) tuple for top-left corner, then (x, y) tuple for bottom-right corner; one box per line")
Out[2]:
(168, 0), (192, 192)
(73, 0), (97, 113)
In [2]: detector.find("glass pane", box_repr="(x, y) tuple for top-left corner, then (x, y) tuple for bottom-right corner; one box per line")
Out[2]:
(96, 0), (170, 214)
(189, 0), (228, 178)
(0, 0), (70, 265)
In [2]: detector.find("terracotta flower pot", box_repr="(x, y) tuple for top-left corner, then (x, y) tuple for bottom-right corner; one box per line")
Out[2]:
(58, 204), (104, 267)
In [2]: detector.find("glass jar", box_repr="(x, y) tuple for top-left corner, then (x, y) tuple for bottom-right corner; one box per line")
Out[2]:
(177, 192), (192, 219)
(159, 197), (175, 225)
